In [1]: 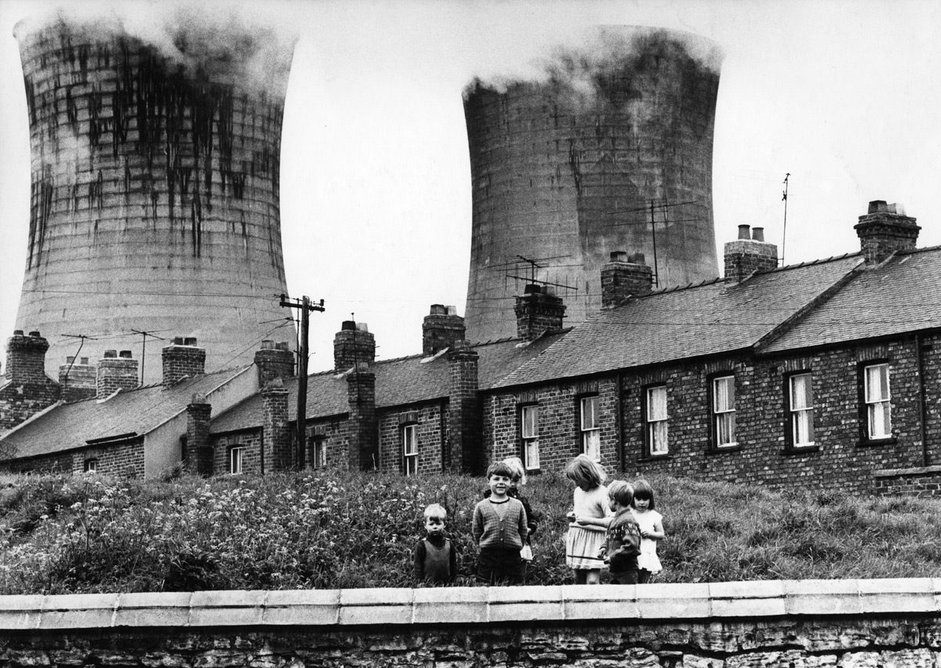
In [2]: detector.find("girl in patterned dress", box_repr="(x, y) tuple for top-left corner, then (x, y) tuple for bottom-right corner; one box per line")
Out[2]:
(631, 479), (665, 583)
(564, 454), (612, 584)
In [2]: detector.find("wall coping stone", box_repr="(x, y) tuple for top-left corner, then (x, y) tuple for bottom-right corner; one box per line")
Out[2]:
(3, 579), (941, 630)
(873, 464), (941, 478)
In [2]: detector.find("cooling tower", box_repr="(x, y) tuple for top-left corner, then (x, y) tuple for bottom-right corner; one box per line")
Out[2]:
(12, 14), (295, 383)
(464, 27), (722, 342)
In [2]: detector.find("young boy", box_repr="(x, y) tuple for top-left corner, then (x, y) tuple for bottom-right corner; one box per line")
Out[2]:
(413, 503), (457, 585)
(472, 461), (529, 585)
(601, 480), (642, 584)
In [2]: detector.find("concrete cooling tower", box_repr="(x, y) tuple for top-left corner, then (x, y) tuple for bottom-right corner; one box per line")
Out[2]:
(12, 14), (295, 383)
(464, 27), (722, 342)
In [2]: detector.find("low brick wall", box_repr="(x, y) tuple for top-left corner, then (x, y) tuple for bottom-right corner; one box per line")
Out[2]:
(874, 465), (941, 496)
(4, 580), (941, 666)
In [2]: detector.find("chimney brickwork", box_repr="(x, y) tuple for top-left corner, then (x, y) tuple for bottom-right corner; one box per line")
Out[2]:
(334, 322), (376, 373)
(724, 225), (778, 282)
(96, 350), (139, 399)
(0, 330), (61, 433)
(515, 285), (566, 341)
(346, 362), (377, 471)
(447, 341), (481, 474)
(162, 338), (206, 386)
(423, 305), (466, 356)
(185, 394), (212, 476)
(263, 380), (292, 473)
(855, 200), (920, 265)
(255, 340), (294, 388)
(59, 357), (97, 403)
(601, 252), (654, 308)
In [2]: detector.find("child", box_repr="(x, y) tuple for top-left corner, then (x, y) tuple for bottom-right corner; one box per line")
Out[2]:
(485, 457), (540, 554)
(564, 454), (611, 584)
(631, 479), (665, 584)
(413, 503), (457, 585)
(600, 480), (642, 584)
(472, 461), (529, 585)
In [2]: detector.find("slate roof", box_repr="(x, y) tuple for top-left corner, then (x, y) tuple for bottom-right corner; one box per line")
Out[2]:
(762, 246), (941, 352)
(492, 253), (865, 388)
(209, 333), (566, 434)
(0, 367), (253, 459)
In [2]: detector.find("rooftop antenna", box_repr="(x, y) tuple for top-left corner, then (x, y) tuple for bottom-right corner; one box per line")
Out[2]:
(129, 329), (166, 386)
(781, 173), (790, 265)
(614, 198), (700, 288)
(505, 254), (578, 297)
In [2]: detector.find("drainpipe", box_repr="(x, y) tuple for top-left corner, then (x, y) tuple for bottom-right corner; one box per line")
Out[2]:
(916, 333), (929, 467)
(616, 371), (625, 474)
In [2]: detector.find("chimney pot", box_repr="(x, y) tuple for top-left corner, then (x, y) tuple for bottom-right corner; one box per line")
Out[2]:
(737, 224), (751, 240)
(173, 337), (184, 345)
(868, 200), (888, 214)
(524, 283), (541, 294)
(183, 337), (197, 346)
(627, 252), (646, 264)
(119, 350), (132, 358)
(430, 304), (447, 315)
(610, 250), (628, 263)
(66, 356), (75, 363)
(752, 227), (765, 242)
(80, 357), (88, 365)
(341, 320), (356, 331)
(104, 350), (117, 358)
(13, 330), (23, 336)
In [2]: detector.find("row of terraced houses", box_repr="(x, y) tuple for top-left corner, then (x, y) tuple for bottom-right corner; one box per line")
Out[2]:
(2, 200), (940, 496)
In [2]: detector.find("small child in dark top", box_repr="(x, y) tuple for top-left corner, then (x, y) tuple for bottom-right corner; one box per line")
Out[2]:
(600, 481), (642, 584)
(413, 503), (457, 585)
(472, 461), (528, 585)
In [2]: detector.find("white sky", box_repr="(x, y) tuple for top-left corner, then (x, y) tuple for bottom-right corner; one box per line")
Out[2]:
(1, 0), (940, 372)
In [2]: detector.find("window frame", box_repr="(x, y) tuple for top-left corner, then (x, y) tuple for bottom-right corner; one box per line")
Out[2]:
(83, 458), (98, 473)
(644, 384), (669, 457)
(309, 436), (327, 469)
(520, 404), (540, 471)
(860, 361), (893, 443)
(785, 371), (816, 450)
(402, 423), (418, 476)
(710, 373), (737, 450)
(228, 446), (244, 474)
(578, 395), (601, 461)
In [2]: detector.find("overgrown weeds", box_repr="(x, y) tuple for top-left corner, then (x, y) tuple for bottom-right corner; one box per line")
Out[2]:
(2, 470), (941, 593)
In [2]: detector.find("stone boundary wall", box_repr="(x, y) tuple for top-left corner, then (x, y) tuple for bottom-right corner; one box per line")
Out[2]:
(4, 579), (941, 666)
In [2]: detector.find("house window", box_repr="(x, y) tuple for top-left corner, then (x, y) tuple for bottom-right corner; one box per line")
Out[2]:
(864, 363), (892, 440)
(579, 396), (600, 460)
(310, 437), (327, 469)
(788, 373), (815, 447)
(712, 375), (736, 448)
(646, 386), (668, 455)
(521, 405), (540, 470)
(229, 446), (244, 474)
(83, 458), (98, 473)
(402, 424), (418, 476)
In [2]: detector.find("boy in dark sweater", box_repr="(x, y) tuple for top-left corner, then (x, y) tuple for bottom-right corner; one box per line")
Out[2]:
(413, 503), (457, 585)
(600, 480), (642, 584)
(472, 461), (528, 585)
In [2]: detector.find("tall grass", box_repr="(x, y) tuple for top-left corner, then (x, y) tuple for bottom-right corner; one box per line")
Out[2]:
(1, 470), (940, 594)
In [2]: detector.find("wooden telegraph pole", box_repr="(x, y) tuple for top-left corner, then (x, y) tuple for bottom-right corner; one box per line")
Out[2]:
(279, 294), (325, 469)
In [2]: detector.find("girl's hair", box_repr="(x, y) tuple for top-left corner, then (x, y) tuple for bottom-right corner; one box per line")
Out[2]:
(632, 479), (656, 509)
(607, 480), (634, 507)
(564, 454), (607, 489)
(486, 461), (515, 479)
(502, 456), (526, 485)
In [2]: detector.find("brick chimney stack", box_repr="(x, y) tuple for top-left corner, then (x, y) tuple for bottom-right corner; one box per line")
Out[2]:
(185, 393), (213, 476)
(255, 340), (295, 388)
(855, 200), (920, 265)
(724, 225), (778, 282)
(423, 304), (466, 356)
(515, 285), (566, 341)
(162, 337), (206, 387)
(334, 321), (375, 372)
(347, 361), (377, 471)
(601, 251), (654, 308)
(0, 330), (61, 432)
(262, 378), (291, 473)
(59, 356), (96, 403)
(447, 340), (480, 474)
(96, 350), (139, 399)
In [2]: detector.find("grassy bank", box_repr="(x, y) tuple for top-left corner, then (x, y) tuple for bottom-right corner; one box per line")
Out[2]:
(0, 469), (939, 594)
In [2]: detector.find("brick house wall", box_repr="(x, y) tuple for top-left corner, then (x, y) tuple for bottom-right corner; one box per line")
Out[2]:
(377, 402), (446, 474)
(3, 439), (145, 477)
(483, 333), (941, 495)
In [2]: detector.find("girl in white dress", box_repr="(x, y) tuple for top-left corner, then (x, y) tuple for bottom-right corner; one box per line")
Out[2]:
(564, 454), (612, 584)
(631, 479), (665, 583)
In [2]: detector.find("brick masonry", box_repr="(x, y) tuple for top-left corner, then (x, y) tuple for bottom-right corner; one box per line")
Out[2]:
(3, 438), (145, 477)
(0, 331), (61, 433)
(483, 334), (941, 495)
(161, 343), (206, 387)
(3, 580), (941, 666)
